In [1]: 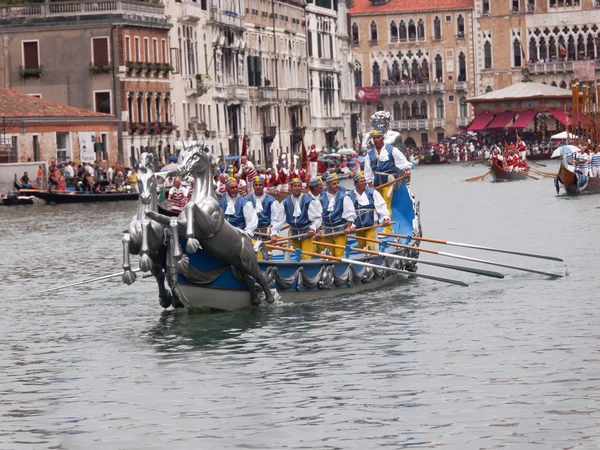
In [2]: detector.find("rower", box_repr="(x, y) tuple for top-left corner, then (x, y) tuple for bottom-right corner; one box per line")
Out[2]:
(247, 175), (281, 239)
(347, 172), (391, 249)
(275, 177), (322, 260)
(317, 173), (355, 257)
(168, 177), (188, 213)
(218, 177), (258, 235)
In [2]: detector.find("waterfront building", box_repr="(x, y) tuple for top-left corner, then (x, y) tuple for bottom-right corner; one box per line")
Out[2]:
(0, 0), (172, 167)
(0, 88), (119, 166)
(473, 0), (600, 95)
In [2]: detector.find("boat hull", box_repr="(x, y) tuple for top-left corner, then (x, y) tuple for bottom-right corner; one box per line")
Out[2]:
(490, 163), (529, 182)
(556, 163), (600, 195)
(21, 189), (138, 204)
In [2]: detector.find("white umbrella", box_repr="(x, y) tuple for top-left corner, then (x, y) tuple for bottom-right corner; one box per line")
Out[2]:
(550, 131), (579, 140)
(337, 148), (357, 156)
(551, 145), (581, 158)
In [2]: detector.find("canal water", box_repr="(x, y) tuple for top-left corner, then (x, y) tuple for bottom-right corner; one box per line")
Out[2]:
(1, 162), (599, 449)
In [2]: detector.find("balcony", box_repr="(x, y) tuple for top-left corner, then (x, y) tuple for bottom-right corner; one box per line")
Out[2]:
(380, 83), (443, 96)
(215, 85), (248, 101)
(209, 6), (243, 29)
(433, 119), (445, 128)
(288, 88), (309, 102)
(315, 117), (344, 130)
(456, 117), (470, 127)
(529, 61), (575, 74)
(309, 57), (336, 71)
(455, 81), (467, 91)
(0, 0), (165, 21)
(182, 1), (204, 22)
(183, 76), (198, 97)
(263, 125), (277, 141)
(456, 32), (465, 40)
(258, 86), (277, 101)
(391, 119), (430, 131)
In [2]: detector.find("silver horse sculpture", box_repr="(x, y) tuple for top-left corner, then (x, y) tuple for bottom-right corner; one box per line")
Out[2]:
(121, 152), (180, 308)
(149, 140), (275, 306)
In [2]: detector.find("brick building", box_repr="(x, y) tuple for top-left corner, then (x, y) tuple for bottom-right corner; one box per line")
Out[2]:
(0, 0), (172, 167)
(350, 0), (475, 147)
(0, 88), (118, 166)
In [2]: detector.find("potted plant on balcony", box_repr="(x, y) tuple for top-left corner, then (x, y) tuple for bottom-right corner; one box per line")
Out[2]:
(145, 63), (158, 75)
(196, 73), (212, 95)
(19, 66), (42, 79)
(89, 64), (112, 74)
(127, 61), (144, 75)
(158, 64), (174, 75)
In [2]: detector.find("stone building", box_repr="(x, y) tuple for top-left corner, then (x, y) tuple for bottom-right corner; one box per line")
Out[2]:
(350, 0), (475, 146)
(0, 0), (172, 167)
(473, 0), (600, 95)
(0, 88), (118, 166)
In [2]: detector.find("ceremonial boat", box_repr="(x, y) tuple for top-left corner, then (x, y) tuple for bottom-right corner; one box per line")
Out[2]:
(554, 160), (600, 195)
(122, 143), (425, 312)
(21, 189), (138, 204)
(490, 163), (529, 182)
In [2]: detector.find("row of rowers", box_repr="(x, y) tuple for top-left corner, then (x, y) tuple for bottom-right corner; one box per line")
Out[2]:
(221, 173), (392, 260)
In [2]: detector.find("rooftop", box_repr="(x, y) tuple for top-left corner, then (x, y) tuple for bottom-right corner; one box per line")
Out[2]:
(0, 88), (115, 120)
(350, 0), (473, 15)
(467, 82), (572, 103)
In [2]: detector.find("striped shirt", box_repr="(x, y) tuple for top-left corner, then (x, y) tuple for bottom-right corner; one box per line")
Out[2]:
(591, 152), (600, 168)
(239, 162), (257, 184)
(576, 154), (589, 171)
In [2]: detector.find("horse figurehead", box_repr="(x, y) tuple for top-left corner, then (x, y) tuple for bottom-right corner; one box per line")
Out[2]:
(177, 139), (215, 180)
(136, 152), (157, 208)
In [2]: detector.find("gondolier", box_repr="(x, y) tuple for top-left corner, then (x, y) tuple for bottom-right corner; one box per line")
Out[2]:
(168, 177), (188, 213)
(516, 136), (527, 159)
(219, 178), (258, 235)
(348, 172), (391, 249)
(364, 111), (412, 188)
(317, 173), (355, 257)
(274, 177), (322, 260)
(247, 175), (281, 239)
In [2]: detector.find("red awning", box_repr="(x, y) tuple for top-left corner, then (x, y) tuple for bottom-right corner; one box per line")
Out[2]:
(485, 111), (515, 129)
(509, 110), (537, 129)
(549, 109), (570, 125)
(467, 112), (494, 131)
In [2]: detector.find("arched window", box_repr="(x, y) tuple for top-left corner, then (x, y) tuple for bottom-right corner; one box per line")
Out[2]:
(513, 39), (522, 67)
(417, 19), (425, 40)
(484, 41), (492, 69)
(411, 60), (420, 81)
(577, 35), (585, 60)
(567, 35), (575, 60)
(399, 21), (407, 41)
(458, 52), (466, 81)
(421, 60), (430, 81)
(393, 102), (401, 120)
(435, 54), (443, 81)
(436, 99), (444, 118)
(457, 15), (465, 37)
(539, 37), (547, 60)
(402, 101), (410, 119)
(551, 81), (557, 87)
(372, 61), (381, 86)
(549, 36), (557, 59)
(392, 60), (400, 82)
(559, 80), (567, 89)
(408, 20), (416, 40)
(390, 21), (398, 42)
(351, 23), (359, 44)
(370, 21), (378, 42)
(485, 85), (493, 93)
(433, 16), (441, 40)
(529, 38), (537, 62)
(354, 65), (362, 87)
(460, 97), (468, 117)
(587, 35), (595, 59)
(420, 100), (428, 118)
(411, 100), (419, 118)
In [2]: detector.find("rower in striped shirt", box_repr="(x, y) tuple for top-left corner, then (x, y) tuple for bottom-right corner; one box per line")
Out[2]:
(238, 155), (257, 195)
(591, 146), (600, 178)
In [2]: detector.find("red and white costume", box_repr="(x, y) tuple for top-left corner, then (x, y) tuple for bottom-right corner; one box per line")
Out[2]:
(308, 146), (319, 177)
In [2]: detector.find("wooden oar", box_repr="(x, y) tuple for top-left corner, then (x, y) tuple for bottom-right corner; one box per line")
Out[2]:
(357, 236), (563, 278)
(526, 173), (540, 180)
(374, 174), (409, 191)
(380, 232), (563, 262)
(265, 245), (468, 287)
(39, 268), (142, 293)
(314, 241), (504, 279)
(254, 230), (311, 241)
(321, 221), (396, 238)
(531, 161), (547, 167)
(465, 171), (491, 182)
(530, 168), (556, 177)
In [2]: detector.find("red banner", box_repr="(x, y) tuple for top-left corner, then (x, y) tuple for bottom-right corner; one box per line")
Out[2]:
(356, 86), (380, 102)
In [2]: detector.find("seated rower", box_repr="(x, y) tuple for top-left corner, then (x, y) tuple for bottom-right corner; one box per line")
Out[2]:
(274, 177), (322, 260)
(219, 177), (258, 235)
(348, 172), (391, 249)
(317, 173), (356, 257)
(248, 175), (281, 239)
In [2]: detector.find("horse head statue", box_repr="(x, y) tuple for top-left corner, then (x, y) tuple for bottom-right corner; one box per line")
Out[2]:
(136, 152), (157, 210)
(177, 139), (215, 180)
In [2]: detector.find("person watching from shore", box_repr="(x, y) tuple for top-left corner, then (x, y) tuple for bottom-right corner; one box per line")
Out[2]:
(128, 168), (138, 192)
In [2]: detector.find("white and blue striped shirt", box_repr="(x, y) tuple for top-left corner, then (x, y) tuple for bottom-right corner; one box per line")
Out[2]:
(591, 152), (600, 168)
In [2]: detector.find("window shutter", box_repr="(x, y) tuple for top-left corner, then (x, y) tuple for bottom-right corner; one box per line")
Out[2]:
(23, 42), (39, 69)
(93, 38), (109, 66)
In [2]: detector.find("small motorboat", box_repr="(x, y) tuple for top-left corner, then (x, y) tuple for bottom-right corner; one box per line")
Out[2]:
(2, 191), (35, 206)
(20, 189), (138, 204)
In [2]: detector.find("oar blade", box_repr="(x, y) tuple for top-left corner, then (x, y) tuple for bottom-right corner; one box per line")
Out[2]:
(448, 242), (564, 262)
(419, 259), (504, 279)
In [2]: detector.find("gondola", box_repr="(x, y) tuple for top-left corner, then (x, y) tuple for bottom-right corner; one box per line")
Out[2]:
(490, 162), (529, 182)
(555, 160), (600, 195)
(20, 189), (138, 204)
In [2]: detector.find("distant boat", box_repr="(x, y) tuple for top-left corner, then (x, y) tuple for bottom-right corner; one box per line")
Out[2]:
(490, 163), (529, 182)
(555, 161), (600, 195)
(20, 189), (138, 204)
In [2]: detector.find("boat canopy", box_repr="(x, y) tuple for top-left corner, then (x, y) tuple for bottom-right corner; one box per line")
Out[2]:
(486, 111), (516, 129)
(509, 110), (537, 129)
